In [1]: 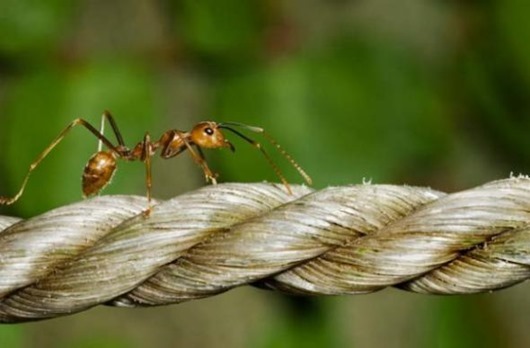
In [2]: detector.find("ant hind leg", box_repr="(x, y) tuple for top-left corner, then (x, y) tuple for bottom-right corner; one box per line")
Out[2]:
(0, 118), (119, 205)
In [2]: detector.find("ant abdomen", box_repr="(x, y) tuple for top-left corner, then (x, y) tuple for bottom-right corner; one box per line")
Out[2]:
(82, 151), (117, 197)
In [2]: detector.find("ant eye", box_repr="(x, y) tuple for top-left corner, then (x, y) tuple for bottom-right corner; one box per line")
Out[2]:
(204, 127), (214, 136)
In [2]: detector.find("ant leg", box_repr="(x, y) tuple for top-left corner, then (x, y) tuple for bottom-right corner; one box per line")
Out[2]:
(0, 118), (120, 205)
(102, 110), (126, 146)
(195, 146), (218, 185)
(180, 139), (217, 184)
(98, 113), (105, 152)
(98, 110), (127, 151)
(140, 132), (154, 214)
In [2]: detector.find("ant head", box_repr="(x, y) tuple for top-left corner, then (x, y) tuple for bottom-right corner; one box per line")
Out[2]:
(190, 122), (235, 151)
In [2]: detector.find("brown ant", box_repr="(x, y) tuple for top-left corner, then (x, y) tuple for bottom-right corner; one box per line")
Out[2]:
(0, 111), (312, 211)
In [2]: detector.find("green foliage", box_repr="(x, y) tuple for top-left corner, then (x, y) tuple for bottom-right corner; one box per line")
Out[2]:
(0, 326), (24, 348)
(177, 0), (261, 61)
(0, 0), (76, 57)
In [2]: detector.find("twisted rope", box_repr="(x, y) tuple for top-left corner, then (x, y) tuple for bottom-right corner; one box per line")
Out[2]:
(0, 178), (530, 323)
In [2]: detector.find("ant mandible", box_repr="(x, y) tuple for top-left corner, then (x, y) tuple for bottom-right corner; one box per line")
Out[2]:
(0, 111), (312, 211)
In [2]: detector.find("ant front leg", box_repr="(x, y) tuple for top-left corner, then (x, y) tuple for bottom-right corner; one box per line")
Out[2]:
(183, 143), (217, 185)
(175, 136), (218, 185)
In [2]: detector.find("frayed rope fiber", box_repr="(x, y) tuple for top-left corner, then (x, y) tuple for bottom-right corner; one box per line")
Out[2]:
(1, 178), (530, 323)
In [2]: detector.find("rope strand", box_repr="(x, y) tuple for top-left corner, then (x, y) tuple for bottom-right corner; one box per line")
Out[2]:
(0, 178), (529, 323)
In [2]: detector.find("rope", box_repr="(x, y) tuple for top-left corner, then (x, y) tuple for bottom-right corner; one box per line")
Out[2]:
(1, 178), (530, 323)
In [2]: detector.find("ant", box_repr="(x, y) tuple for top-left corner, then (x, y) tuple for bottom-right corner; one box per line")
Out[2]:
(0, 111), (312, 212)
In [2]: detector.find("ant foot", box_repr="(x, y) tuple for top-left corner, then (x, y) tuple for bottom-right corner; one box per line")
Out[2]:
(205, 173), (218, 185)
(0, 197), (12, 205)
(141, 205), (152, 218)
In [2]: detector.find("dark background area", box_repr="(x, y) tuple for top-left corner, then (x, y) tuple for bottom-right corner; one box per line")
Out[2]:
(1, 0), (530, 347)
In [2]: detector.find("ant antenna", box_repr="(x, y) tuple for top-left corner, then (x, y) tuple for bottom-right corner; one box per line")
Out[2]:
(98, 113), (105, 151)
(218, 122), (312, 192)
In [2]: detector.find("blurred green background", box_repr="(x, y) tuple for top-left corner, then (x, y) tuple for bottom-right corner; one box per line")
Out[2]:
(1, 0), (530, 347)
